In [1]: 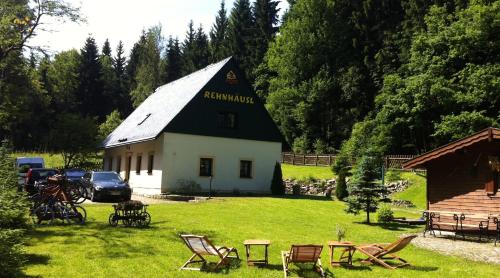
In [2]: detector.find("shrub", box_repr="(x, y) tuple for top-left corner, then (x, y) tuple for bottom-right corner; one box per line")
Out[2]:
(335, 172), (348, 200)
(377, 205), (394, 223)
(0, 141), (29, 276)
(270, 162), (285, 195)
(292, 184), (301, 195)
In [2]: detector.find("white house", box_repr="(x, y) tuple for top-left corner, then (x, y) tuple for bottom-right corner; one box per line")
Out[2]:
(102, 57), (284, 195)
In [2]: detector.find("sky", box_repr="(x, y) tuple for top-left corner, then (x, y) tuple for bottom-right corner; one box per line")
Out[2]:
(30, 0), (289, 57)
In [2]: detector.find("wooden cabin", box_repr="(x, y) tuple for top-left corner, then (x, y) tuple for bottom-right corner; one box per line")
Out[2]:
(403, 128), (500, 215)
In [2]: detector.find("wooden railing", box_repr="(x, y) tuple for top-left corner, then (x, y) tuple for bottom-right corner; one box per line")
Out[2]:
(281, 152), (420, 170)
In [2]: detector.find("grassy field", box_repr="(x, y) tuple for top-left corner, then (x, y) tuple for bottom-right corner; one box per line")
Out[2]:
(12, 152), (65, 168)
(281, 164), (334, 180)
(388, 171), (427, 210)
(21, 198), (498, 277)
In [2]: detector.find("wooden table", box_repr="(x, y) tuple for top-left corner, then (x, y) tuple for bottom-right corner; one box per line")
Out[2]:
(243, 239), (271, 266)
(327, 241), (356, 267)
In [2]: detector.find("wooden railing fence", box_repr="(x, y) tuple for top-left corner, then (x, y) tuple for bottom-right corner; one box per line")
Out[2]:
(281, 152), (420, 171)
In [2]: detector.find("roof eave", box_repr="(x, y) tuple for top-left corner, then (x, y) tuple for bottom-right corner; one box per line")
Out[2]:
(403, 127), (500, 169)
(103, 136), (158, 149)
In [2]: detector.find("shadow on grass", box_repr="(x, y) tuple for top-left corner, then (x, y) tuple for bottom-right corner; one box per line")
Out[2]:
(351, 258), (438, 272)
(271, 195), (334, 202)
(287, 264), (335, 277)
(352, 221), (417, 231)
(24, 253), (50, 266)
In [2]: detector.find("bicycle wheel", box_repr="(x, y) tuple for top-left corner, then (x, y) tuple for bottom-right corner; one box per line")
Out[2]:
(70, 186), (86, 204)
(53, 202), (71, 224)
(108, 213), (119, 226)
(67, 205), (87, 224)
(138, 212), (151, 227)
(30, 204), (54, 225)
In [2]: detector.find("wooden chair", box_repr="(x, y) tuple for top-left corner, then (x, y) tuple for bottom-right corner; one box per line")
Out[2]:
(356, 235), (417, 270)
(179, 234), (239, 271)
(281, 244), (325, 278)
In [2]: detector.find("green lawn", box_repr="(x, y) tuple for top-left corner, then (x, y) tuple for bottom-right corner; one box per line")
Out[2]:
(22, 198), (498, 277)
(389, 171), (427, 210)
(281, 164), (334, 180)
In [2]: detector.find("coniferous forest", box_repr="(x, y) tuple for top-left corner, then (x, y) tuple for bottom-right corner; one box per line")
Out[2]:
(1, 0), (499, 163)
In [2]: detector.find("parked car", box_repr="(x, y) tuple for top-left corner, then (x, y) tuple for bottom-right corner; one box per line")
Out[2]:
(25, 168), (58, 194)
(81, 171), (132, 202)
(62, 168), (86, 183)
(16, 157), (45, 189)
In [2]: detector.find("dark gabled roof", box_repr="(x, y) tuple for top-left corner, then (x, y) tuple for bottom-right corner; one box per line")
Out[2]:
(102, 58), (231, 148)
(403, 127), (500, 169)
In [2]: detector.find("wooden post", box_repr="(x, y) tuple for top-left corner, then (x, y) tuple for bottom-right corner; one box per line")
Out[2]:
(316, 155), (318, 166)
(303, 154), (306, 165)
(292, 153), (295, 165)
(328, 155), (331, 165)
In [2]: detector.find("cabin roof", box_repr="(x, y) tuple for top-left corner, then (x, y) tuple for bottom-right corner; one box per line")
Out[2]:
(102, 58), (231, 148)
(403, 127), (500, 169)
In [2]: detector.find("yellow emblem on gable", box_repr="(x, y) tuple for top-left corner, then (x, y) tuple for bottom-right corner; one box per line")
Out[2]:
(226, 70), (238, 84)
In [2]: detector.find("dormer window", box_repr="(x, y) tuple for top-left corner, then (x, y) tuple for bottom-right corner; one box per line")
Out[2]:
(217, 112), (237, 129)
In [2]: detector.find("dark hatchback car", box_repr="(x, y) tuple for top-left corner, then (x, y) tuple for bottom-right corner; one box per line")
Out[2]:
(82, 171), (132, 202)
(25, 168), (59, 194)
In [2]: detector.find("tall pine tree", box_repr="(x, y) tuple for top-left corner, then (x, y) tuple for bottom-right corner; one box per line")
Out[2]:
(79, 36), (105, 120)
(228, 0), (255, 80)
(164, 37), (183, 82)
(253, 0), (280, 66)
(210, 1), (230, 62)
(181, 21), (197, 75)
(193, 25), (210, 69)
(113, 40), (131, 116)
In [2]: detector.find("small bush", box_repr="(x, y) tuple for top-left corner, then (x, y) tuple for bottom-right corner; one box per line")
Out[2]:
(377, 205), (394, 223)
(270, 162), (285, 195)
(292, 184), (301, 195)
(335, 172), (348, 200)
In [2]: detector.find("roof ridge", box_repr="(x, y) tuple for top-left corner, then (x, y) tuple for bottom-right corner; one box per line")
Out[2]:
(154, 56), (232, 93)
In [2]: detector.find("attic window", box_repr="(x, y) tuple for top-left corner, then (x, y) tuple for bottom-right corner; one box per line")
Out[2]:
(138, 113), (152, 126)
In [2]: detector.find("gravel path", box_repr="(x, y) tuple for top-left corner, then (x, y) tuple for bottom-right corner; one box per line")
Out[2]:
(411, 233), (500, 264)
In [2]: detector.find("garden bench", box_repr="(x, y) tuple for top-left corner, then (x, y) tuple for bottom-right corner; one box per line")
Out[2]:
(423, 210), (490, 241)
(489, 214), (500, 246)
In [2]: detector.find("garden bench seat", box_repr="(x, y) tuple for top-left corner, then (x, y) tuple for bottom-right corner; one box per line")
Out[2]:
(423, 210), (490, 240)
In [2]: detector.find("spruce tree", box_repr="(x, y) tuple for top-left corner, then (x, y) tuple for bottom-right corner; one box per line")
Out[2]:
(164, 37), (183, 82)
(181, 21), (197, 75)
(345, 154), (389, 223)
(210, 0), (230, 62)
(227, 0), (255, 80)
(253, 0), (280, 65)
(114, 41), (131, 116)
(193, 25), (210, 69)
(102, 38), (112, 57)
(79, 36), (105, 120)
(126, 31), (147, 95)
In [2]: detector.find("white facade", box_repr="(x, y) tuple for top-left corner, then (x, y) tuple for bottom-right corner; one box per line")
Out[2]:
(103, 132), (281, 195)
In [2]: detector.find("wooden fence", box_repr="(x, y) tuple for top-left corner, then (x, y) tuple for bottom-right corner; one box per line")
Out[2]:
(281, 152), (418, 170)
